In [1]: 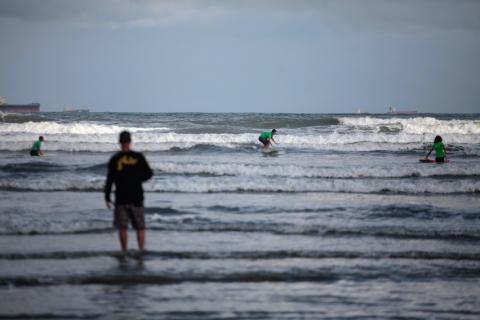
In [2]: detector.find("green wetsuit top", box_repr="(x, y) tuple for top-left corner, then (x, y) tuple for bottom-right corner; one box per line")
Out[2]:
(260, 132), (273, 140)
(31, 140), (42, 151)
(432, 141), (445, 158)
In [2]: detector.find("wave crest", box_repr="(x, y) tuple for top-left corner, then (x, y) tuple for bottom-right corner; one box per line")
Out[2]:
(0, 117), (479, 152)
(339, 116), (480, 135)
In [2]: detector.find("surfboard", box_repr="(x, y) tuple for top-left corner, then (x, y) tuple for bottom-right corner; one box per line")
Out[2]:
(261, 148), (281, 156)
(419, 158), (449, 163)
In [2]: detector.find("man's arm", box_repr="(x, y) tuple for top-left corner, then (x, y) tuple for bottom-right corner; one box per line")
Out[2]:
(104, 159), (114, 209)
(425, 145), (433, 158)
(141, 155), (153, 182)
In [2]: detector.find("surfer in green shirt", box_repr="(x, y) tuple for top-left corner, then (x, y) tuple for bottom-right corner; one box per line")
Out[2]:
(425, 135), (446, 163)
(30, 136), (44, 156)
(258, 129), (278, 149)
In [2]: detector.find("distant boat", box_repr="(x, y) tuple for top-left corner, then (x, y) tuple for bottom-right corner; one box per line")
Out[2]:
(63, 105), (90, 113)
(388, 106), (417, 115)
(0, 96), (40, 113)
(355, 108), (369, 114)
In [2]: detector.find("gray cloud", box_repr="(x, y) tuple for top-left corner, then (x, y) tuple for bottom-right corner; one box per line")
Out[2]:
(1, 0), (479, 113)
(1, 0), (479, 32)
(0, 0), (228, 28)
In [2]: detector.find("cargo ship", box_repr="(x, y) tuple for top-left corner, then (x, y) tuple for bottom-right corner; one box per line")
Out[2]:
(0, 97), (40, 113)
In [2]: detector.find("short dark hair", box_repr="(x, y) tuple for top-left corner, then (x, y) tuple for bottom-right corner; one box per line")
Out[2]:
(434, 135), (442, 143)
(39, 136), (44, 141)
(119, 131), (131, 144)
(272, 129), (277, 134)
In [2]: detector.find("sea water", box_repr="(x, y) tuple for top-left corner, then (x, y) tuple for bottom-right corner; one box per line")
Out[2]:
(0, 112), (479, 319)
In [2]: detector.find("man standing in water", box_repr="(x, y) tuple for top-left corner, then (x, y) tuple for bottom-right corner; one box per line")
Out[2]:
(105, 131), (153, 252)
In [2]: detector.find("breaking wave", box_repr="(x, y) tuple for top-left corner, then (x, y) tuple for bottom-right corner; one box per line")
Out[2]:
(0, 117), (479, 152)
(339, 116), (480, 135)
(0, 121), (170, 135)
(0, 176), (478, 194)
(150, 161), (480, 179)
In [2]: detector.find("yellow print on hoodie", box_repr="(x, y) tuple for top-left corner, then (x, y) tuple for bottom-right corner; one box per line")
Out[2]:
(117, 155), (138, 172)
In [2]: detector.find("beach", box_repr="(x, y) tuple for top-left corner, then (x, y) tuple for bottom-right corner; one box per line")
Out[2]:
(1, 112), (480, 319)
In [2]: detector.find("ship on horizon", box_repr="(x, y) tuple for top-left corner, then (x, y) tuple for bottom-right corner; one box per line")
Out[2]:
(388, 106), (417, 115)
(63, 105), (90, 113)
(0, 97), (40, 113)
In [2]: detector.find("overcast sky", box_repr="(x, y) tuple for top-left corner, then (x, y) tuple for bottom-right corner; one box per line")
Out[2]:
(1, 0), (479, 113)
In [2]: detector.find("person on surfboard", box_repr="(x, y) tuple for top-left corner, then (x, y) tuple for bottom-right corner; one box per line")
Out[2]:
(258, 129), (278, 149)
(30, 136), (44, 156)
(424, 135), (447, 163)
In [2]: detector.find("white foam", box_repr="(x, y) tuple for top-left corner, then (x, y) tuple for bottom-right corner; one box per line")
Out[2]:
(152, 161), (480, 179)
(0, 121), (170, 135)
(339, 116), (480, 135)
(150, 176), (480, 194)
(1, 173), (478, 194)
(0, 118), (479, 152)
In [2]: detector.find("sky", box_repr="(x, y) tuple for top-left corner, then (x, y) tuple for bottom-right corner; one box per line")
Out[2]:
(1, 0), (479, 113)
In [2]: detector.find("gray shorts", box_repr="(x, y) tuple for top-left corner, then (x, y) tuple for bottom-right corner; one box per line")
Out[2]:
(114, 204), (145, 230)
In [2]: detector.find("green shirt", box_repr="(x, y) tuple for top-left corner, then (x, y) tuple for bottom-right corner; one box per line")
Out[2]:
(31, 140), (41, 151)
(260, 131), (272, 139)
(432, 141), (445, 158)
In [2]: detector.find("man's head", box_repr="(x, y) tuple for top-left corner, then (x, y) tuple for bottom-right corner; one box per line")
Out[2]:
(39, 136), (44, 142)
(119, 131), (131, 150)
(271, 129), (277, 135)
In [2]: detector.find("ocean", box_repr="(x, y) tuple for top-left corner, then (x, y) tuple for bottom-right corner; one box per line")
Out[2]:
(0, 112), (479, 319)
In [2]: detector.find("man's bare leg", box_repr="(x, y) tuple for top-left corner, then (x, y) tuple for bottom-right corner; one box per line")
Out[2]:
(119, 228), (128, 251)
(137, 229), (145, 251)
